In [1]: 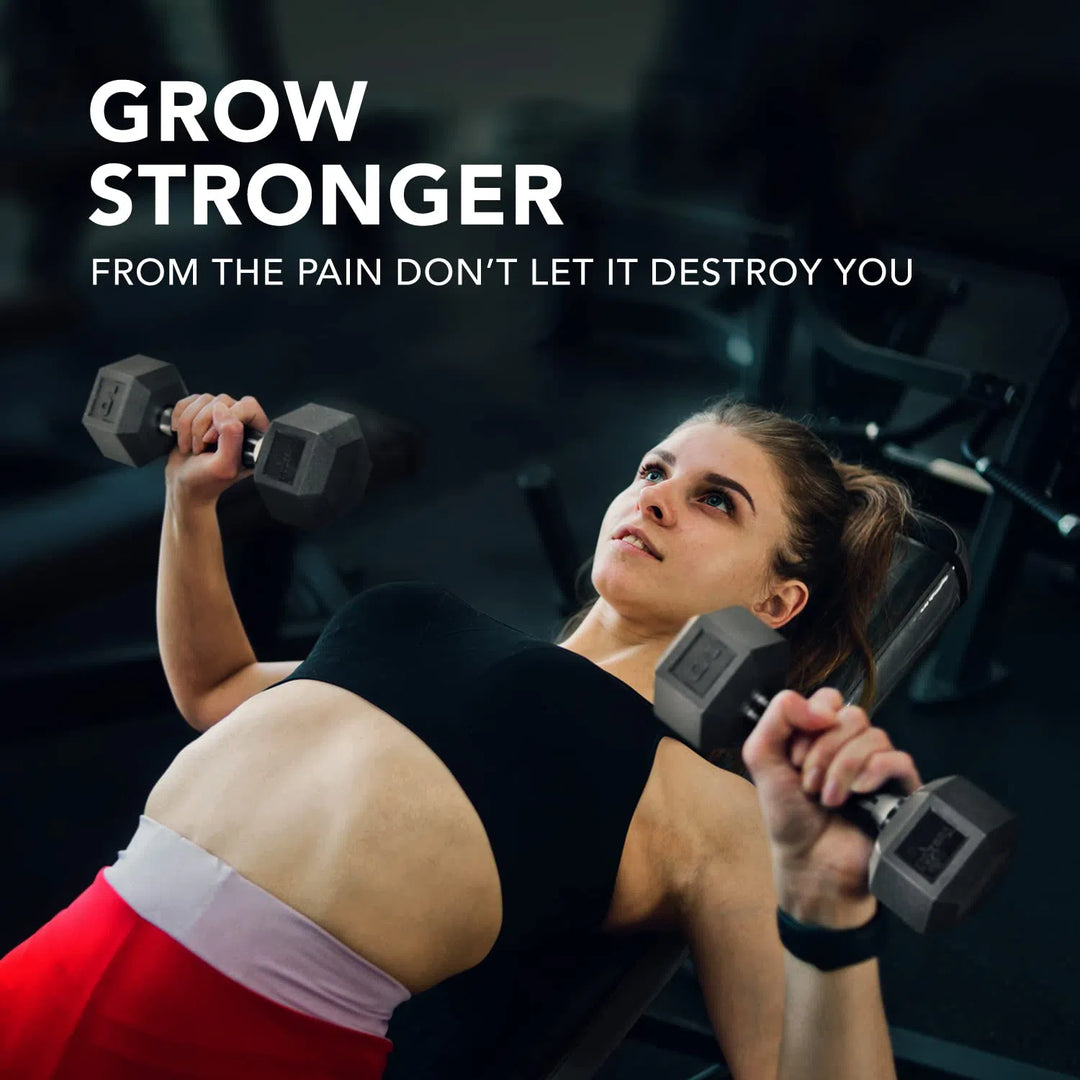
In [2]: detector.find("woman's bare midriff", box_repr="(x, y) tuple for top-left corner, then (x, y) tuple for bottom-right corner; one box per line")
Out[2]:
(145, 679), (706, 993)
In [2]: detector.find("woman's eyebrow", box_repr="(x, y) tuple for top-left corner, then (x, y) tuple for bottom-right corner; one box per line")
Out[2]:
(649, 448), (757, 514)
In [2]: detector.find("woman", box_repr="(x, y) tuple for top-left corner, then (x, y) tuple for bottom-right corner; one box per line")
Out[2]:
(1, 391), (919, 1080)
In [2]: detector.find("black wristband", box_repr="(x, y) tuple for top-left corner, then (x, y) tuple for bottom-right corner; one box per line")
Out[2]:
(777, 905), (888, 971)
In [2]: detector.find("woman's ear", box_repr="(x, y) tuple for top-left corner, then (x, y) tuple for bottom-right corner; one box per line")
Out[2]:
(753, 579), (809, 629)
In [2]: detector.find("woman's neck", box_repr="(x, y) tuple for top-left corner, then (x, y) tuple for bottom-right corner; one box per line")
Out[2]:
(558, 602), (680, 704)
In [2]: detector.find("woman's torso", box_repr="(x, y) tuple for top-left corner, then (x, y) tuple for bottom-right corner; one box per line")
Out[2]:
(145, 584), (721, 992)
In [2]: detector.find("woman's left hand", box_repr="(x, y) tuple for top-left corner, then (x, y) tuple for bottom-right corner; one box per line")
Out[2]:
(742, 687), (922, 925)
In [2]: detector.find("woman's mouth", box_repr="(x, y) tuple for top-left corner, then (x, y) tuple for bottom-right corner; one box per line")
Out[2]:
(611, 529), (662, 560)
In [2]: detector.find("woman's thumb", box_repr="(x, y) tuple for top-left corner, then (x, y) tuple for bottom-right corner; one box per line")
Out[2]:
(210, 417), (245, 478)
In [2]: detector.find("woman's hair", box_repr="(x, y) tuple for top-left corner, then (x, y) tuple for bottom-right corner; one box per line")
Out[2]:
(562, 397), (912, 713)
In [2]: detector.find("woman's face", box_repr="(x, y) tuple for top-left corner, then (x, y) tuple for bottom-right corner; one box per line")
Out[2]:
(591, 422), (797, 632)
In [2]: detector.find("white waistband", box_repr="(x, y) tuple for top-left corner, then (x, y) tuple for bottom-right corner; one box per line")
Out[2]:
(104, 815), (410, 1037)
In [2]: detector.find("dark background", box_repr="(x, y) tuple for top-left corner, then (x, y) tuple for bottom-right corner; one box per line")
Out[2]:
(1, 2), (1078, 1078)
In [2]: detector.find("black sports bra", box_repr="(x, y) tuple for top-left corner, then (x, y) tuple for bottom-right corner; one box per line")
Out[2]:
(280, 581), (666, 953)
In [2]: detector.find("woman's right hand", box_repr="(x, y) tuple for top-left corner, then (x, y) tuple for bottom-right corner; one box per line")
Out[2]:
(164, 393), (270, 506)
(742, 687), (921, 927)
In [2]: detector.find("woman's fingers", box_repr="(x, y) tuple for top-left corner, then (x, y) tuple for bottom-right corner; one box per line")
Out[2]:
(207, 415), (246, 479)
(171, 393), (212, 454)
(745, 690), (918, 811)
(232, 395), (269, 433)
(205, 396), (270, 448)
(170, 393), (249, 455)
(790, 688), (844, 766)
(807, 687), (844, 714)
(799, 704), (871, 797)
(743, 689), (840, 781)
(789, 734), (814, 769)
(191, 394), (235, 453)
(848, 749), (922, 799)
(817, 725), (895, 806)
(172, 393), (268, 452)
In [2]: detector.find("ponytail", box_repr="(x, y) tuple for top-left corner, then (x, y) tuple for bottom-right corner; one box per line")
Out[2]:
(828, 461), (912, 707)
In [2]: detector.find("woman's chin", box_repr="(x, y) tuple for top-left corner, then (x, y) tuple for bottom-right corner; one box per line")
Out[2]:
(592, 561), (642, 601)
(593, 570), (677, 624)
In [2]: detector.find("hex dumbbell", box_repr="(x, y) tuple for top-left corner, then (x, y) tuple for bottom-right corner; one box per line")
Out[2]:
(654, 608), (1018, 932)
(83, 355), (372, 529)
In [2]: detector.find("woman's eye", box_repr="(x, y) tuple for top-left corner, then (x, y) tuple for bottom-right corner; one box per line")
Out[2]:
(638, 465), (665, 483)
(703, 491), (735, 514)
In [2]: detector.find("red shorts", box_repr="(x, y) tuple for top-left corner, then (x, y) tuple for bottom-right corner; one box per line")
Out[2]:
(0, 870), (392, 1080)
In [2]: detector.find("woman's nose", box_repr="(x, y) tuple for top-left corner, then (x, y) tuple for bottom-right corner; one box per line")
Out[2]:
(639, 480), (676, 524)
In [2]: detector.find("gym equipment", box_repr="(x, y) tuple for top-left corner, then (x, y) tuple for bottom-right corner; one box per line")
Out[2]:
(791, 245), (1076, 704)
(517, 464), (586, 617)
(960, 407), (1078, 543)
(82, 355), (372, 529)
(654, 607), (1018, 933)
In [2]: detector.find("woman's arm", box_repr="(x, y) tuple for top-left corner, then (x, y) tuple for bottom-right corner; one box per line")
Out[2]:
(158, 393), (299, 730)
(680, 688), (916, 1080)
(679, 774), (784, 1080)
(682, 779), (894, 1080)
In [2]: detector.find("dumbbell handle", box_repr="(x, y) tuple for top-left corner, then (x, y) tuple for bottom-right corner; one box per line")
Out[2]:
(157, 405), (263, 470)
(837, 789), (905, 838)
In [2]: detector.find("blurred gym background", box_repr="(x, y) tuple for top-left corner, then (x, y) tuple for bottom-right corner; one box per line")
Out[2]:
(1, 2), (1078, 1078)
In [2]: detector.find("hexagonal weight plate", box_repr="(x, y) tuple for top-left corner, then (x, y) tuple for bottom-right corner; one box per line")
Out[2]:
(83, 355), (188, 466)
(254, 404), (372, 528)
(654, 607), (790, 753)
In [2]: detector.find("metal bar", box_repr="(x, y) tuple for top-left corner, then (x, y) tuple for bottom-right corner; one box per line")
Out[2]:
(795, 284), (994, 402)
(685, 1067), (729, 1080)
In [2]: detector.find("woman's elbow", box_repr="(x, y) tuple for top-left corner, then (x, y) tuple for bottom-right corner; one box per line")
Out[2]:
(174, 694), (224, 733)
